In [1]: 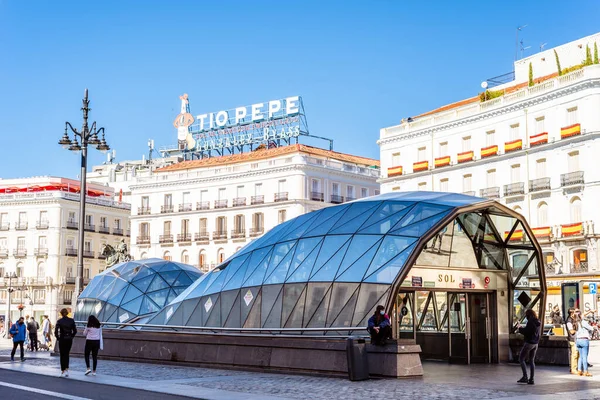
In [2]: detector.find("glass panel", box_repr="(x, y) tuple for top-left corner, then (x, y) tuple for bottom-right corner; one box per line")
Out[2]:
(306, 286), (331, 328)
(329, 202), (381, 234)
(166, 289), (178, 304)
(335, 239), (381, 282)
(139, 297), (160, 315)
(204, 269), (229, 295)
(284, 286), (307, 328)
(358, 201), (415, 231)
(397, 292), (414, 338)
(435, 292), (448, 331)
(309, 236), (352, 281)
(487, 213), (518, 244)
(120, 295), (143, 314)
(276, 211), (323, 242)
(121, 285), (143, 304)
(284, 237), (323, 281)
(148, 288), (171, 307)
(449, 219), (479, 268)
(263, 242), (296, 284)
(303, 205), (351, 237)
(363, 236), (417, 279)
(243, 290), (262, 328)
(263, 287), (284, 328)
(173, 273), (193, 287)
(281, 284), (305, 327)
(240, 286), (260, 327)
(222, 257), (251, 291)
(260, 285), (283, 327)
(206, 295), (221, 327)
(449, 293), (466, 332)
(416, 291), (437, 331)
(158, 263), (181, 272)
(509, 250), (537, 284)
(457, 212), (482, 241)
(325, 283), (359, 326)
(159, 270), (181, 286)
(132, 275), (155, 293)
(147, 275), (169, 293)
(303, 283), (331, 326)
(415, 221), (454, 267)
(264, 243), (297, 285)
(219, 290), (238, 326)
(479, 242), (506, 270)
(363, 243), (417, 284)
(352, 284), (390, 326)
(242, 247), (274, 284)
(286, 240), (323, 283)
(110, 286), (128, 306)
(389, 212), (449, 238)
(108, 279), (128, 299)
(392, 202), (452, 231)
(220, 254), (250, 288)
(330, 287), (359, 327)
(505, 221), (533, 246)
(224, 291), (241, 328)
(334, 235), (382, 279)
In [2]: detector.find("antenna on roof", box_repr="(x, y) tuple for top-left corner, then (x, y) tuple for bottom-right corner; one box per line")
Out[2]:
(520, 39), (531, 59)
(540, 42), (547, 52)
(515, 25), (527, 61)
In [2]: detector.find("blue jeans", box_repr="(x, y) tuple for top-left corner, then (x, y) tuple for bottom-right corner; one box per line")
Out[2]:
(519, 342), (538, 379)
(577, 338), (590, 372)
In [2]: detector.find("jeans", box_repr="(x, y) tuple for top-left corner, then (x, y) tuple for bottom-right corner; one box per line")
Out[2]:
(84, 340), (100, 371)
(29, 332), (38, 351)
(569, 341), (579, 371)
(519, 342), (538, 379)
(368, 325), (391, 345)
(11, 341), (24, 360)
(577, 338), (590, 372)
(58, 339), (73, 371)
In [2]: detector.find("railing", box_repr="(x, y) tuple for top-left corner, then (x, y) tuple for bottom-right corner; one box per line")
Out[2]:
(251, 195), (264, 205)
(136, 236), (151, 245)
(463, 191), (476, 196)
(331, 194), (344, 204)
(274, 192), (288, 202)
(213, 231), (227, 240)
(0, 249), (8, 258)
(545, 263), (555, 275)
(561, 171), (584, 187)
(63, 297), (72, 304)
(65, 247), (77, 256)
(250, 227), (264, 237)
(83, 250), (95, 258)
(13, 249), (27, 257)
(98, 252), (106, 259)
(138, 207), (151, 215)
(231, 229), (246, 239)
(113, 228), (123, 236)
(178, 203), (192, 212)
(346, 197), (356, 202)
(161, 205), (174, 213)
(571, 262), (588, 274)
(196, 201), (210, 210)
(159, 234), (174, 244)
(34, 248), (48, 257)
(233, 197), (246, 207)
(311, 191), (324, 202)
(503, 182), (525, 196)
(529, 177), (551, 192)
(15, 221), (28, 230)
(194, 232), (210, 242)
(177, 233), (191, 242)
(197, 264), (210, 273)
(65, 277), (75, 284)
(215, 200), (228, 209)
(479, 187), (500, 199)
(98, 226), (110, 234)
(0, 223), (8, 231)
(36, 220), (49, 229)
(84, 224), (95, 232)
(126, 229), (130, 237)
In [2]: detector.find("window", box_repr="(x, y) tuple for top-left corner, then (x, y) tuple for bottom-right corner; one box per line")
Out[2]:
(0, 237), (7, 249)
(486, 169), (496, 187)
(535, 116), (545, 134)
(216, 217), (226, 234)
(250, 162), (258, 169)
(140, 252), (148, 260)
(236, 186), (244, 198)
(200, 190), (208, 202)
(440, 178), (449, 192)
(536, 159), (546, 179)
(537, 202), (548, 226)
(141, 196), (149, 208)
(374, 190), (380, 195)
(462, 136), (471, 152)
(181, 250), (189, 264)
(418, 182), (427, 191)
(462, 175), (472, 193)
(199, 218), (207, 233)
(164, 194), (172, 206)
(84, 241), (92, 252)
(140, 222), (150, 237)
(346, 185), (355, 200)
(486, 130), (495, 146)
(66, 263), (73, 278)
(278, 210), (287, 224)
(361, 188), (368, 198)
(218, 188), (226, 200)
(311, 179), (321, 193)
(391, 152), (401, 166)
(114, 218), (121, 229)
(332, 183), (340, 196)
(66, 237), (75, 250)
(439, 142), (448, 156)
(253, 213), (264, 230)
(417, 147), (426, 161)
(567, 106), (578, 125)
(568, 151), (579, 172)
(16, 263), (23, 277)
(254, 183), (262, 196)
(39, 211), (48, 223)
(392, 186), (400, 192)
(278, 180), (287, 193)
(85, 214), (93, 225)
(198, 251), (207, 271)
(38, 236), (47, 250)
(100, 216), (107, 228)
(181, 219), (189, 235)
(234, 215), (245, 233)
(163, 221), (171, 235)
(17, 237), (25, 250)
(0, 213), (7, 225)
(511, 164), (520, 183)
(217, 249), (225, 264)
(509, 124), (520, 141)
(570, 197), (582, 223)
(84, 266), (90, 279)
(163, 251), (172, 261)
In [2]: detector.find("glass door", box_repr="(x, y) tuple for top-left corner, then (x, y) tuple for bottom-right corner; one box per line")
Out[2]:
(448, 292), (468, 363)
(448, 292), (493, 364)
(468, 292), (491, 363)
(397, 291), (415, 340)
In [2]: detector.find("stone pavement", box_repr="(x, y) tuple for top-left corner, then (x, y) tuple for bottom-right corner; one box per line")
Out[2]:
(2, 339), (600, 400)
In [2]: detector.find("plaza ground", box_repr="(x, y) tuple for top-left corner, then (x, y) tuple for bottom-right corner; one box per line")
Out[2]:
(2, 340), (600, 400)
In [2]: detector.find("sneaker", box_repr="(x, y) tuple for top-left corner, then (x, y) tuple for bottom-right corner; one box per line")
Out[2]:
(92, 372), (96, 376)
(10, 357), (14, 362)
(517, 376), (529, 383)
(20, 358), (25, 362)
(584, 372), (593, 377)
(64, 371), (69, 378)
(59, 371), (65, 378)
(528, 379), (534, 385)
(85, 369), (91, 376)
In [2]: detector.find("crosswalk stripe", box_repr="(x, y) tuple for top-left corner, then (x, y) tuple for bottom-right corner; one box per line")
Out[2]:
(0, 381), (92, 400)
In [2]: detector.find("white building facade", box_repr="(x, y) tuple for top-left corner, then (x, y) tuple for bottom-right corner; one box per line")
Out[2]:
(0, 177), (131, 324)
(129, 144), (380, 271)
(379, 33), (600, 310)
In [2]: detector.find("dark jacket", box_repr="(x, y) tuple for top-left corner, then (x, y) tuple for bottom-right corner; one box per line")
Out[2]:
(550, 311), (563, 325)
(566, 316), (576, 342)
(9, 322), (27, 342)
(54, 316), (77, 341)
(367, 314), (391, 331)
(27, 320), (39, 334)
(519, 317), (541, 344)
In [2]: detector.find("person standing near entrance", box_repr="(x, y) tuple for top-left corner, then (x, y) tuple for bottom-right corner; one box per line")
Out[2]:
(367, 305), (391, 346)
(26, 317), (39, 351)
(9, 317), (27, 362)
(54, 308), (77, 377)
(566, 308), (580, 374)
(517, 309), (541, 385)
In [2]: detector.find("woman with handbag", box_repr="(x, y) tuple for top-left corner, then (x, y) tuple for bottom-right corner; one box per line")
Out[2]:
(83, 315), (103, 376)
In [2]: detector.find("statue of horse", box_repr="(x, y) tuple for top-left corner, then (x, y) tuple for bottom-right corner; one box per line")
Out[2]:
(100, 243), (132, 267)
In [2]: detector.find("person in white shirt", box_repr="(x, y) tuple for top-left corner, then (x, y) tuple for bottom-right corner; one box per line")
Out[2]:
(83, 315), (103, 376)
(574, 310), (593, 377)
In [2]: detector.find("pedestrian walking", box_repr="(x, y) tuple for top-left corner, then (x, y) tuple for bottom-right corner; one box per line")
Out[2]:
(26, 317), (39, 351)
(41, 315), (52, 349)
(517, 309), (541, 385)
(54, 308), (77, 377)
(83, 315), (103, 376)
(9, 317), (27, 362)
(566, 308), (580, 374)
(574, 310), (594, 377)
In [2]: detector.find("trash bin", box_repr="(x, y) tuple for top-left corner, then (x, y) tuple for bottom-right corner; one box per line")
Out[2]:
(346, 336), (369, 381)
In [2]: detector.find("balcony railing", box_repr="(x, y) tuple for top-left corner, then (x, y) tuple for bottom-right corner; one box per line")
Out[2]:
(529, 177), (551, 192)
(479, 187), (500, 199)
(274, 192), (288, 202)
(36, 220), (49, 229)
(0, 223), (8, 231)
(177, 233), (191, 243)
(233, 197), (246, 207)
(463, 191), (476, 196)
(83, 250), (95, 258)
(503, 182), (525, 197)
(196, 201), (210, 210)
(0, 249), (8, 258)
(215, 200), (228, 209)
(231, 229), (246, 239)
(136, 236), (151, 245)
(84, 224), (95, 232)
(161, 205), (174, 213)
(126, 229), (130, 237)
(311, 191), (324, 202)
(34, 248), (48, 257)
(572, 262), (589, 274)
(13, 249), (27, 258)
(99, 226), (110, 234)
(159, 234), (174, 244)
(138, 207), (151, 215)
(194, 232), (210, 242)
(98, 252), (106, 259)
(178, 203), (192, 212)
(251, 195), (264, 205)
(65, 277), (75, 284)
(213, 231), (227, 240)
(113, 228), (123, 236)
(250, 227), (264, 237)
(331, 194), (345, 204)
(66, 220), (78, 229)
(561, 171), (584, 187)
(65, 247), (77, 256)
(15, 221), (28, 230)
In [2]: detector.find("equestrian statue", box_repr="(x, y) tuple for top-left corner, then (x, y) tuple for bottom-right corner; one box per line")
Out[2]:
(100, 239), (133, 267)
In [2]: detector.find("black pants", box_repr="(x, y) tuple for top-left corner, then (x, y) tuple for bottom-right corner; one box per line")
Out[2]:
(11, 341), (24, 360)
(84, 340), (100, 371)
(29, 332), (38, 351)
(58, 339), (73, 371)
(368, 325), (391, 345)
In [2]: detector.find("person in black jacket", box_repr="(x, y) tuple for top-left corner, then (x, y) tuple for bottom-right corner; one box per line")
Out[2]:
(54, 308), (77, 377)
(517, 309), (541, 385)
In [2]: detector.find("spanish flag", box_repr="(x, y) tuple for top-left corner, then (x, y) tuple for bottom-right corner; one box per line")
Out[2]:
(530, 132), (548, 146)
(413, 160), (429, 172)
(434, 156), (451, 168)
(532, 226), (551, 238)
(504, 139), (522, 153)
(504, 230), (524, 241)
(388, 166), (403, 177)
(481, 145), (498, 158)
(561, 124), (581, 139)
(562, 222), (583, 236)
(457, 151), (474, 163)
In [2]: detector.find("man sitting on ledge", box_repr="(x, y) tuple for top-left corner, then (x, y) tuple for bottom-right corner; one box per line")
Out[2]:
(368, 305), (391, 346)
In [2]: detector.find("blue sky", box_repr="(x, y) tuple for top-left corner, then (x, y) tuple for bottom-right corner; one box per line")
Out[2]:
(1, 1), (599, 179)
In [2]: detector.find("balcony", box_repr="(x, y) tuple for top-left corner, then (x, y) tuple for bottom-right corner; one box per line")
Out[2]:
(66, 220), (78, 229)
(13, 248), (27, 258)
(194, 232), (210, 242)
(34, 248), (48, 257)
(233, 197), (246, 207)
(15, 221), (28, 230)
(83, 250), (95, 258)
(98, 225), (110, 234)
(529, 177), (551, 192)
(65, 247), (77, 256)
(561, 171), (584, 187)
(113, 228), (123, 236)
(215, 200), (228, 209)
(274, 192), (289, 202)
(250, 227), (264, 237)
(0, 223), (8, 231)
(136, 236), (151, 245)
(161, 205), (174, 214)
(572, 262), (588, 274)
(138, 207), (151, 215)
(463, 191), (476, 196)
(0, 248), (8, 258)
(331, 194), (344, 204)
(251, 195), (264, 205)
(98, 252), (106, 259)
(178, 203), (192, 212)
(159, 234), (174, 244)
(479, 187), (500, 199)
(503, 182), (525, 197)
(196, 201), (210, 210)
(84, 224), (95, 232)
(213, 231), (227, 240)
(310, 191), (324, 202)
(231, 229), (246, 239)
(36, 220), (49, 229)
(126, 229), (130, 237)
(177, 233), (192, 243)
(65, 277), (75, 284)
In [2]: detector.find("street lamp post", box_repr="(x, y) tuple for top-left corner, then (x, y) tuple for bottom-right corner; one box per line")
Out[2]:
(3, 272), (17, 339)
(58, 89), (110, 306)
